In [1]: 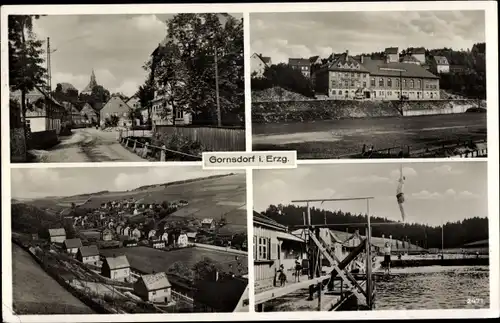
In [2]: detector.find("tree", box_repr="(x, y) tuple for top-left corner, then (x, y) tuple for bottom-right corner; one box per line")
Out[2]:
(135, 80), (155, 125)
(128, 107), (143, 125)
(192, 257), (219, 282)
(112, 92), (128, 101)
(168, 261), (194, 281)
(79, 85), (111, 108)
(8, 15), (46, 135)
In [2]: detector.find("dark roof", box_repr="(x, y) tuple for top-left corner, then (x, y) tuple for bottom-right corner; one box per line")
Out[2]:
(385, 47), (399, 54)
(309, 55), (320, 63)
(194, 276), (248, 312)
(259, 55), (271, 64)
(288, 58), (310, 66)
(79, 245), (99, 257)
(361, 59), (439, 79)
(64, 238), (82, 249)
(253, 211), (287, 231)
(327, 53), (370, 73)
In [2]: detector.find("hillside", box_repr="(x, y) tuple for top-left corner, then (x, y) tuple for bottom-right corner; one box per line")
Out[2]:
(11, 203), (63, 236)
(260, 204), (488, 249)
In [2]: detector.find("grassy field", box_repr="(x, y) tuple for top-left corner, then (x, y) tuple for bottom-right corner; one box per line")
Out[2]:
(100, 246), (248, 276)
(253, 113), (487, 159)
(12, 244), (95, 314)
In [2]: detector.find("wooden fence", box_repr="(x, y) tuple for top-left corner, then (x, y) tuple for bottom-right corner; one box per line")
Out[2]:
(154, 125), (245, 152)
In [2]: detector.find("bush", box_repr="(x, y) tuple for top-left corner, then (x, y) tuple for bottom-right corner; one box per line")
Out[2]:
(153, 133), (204, 160)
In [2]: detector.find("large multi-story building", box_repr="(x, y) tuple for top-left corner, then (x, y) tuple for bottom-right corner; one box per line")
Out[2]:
(314, 49), (441, 101)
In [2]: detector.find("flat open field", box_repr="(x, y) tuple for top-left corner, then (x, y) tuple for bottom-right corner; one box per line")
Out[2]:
(100, 246), (248, 275)
(253, 113), (486, 159)
(12, 244), (95, 314)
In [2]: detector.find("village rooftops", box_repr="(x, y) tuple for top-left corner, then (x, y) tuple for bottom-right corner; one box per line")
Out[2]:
(49, 228), (66, 237)
(104, 255), (130, 270)
(385, 47), (399, 54)
(360, 59), (439, 79)
(194, 276), (248, 312)
(326, 52), (370, 73)
(79, 245), (100, 257)
(433, 55), (450, 65)
(139, 272), (171, 291)
(64, 238), (83, 249)
(288, 58), (311, 66)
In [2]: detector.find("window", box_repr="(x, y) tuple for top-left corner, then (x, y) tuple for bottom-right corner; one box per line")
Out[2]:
(416, 80), (421, 88)
(339, 90), (342, 95)
(332, 90), (336, 95)
(344, 80), (348, 87)
(379, 91), (383, 96)
(403, 79), (407, 88)
(363, 82), (367, 88)
(370, 78), (375, 86)
(175, 110), (184, 119)
(410, 80), (414, 88)
(351, 80), (355, 86)
(257, 237), (269, 260)
(387, 78), (392, 87)
(350, 72), (354, 77)
(396, 79), (400, 87)
(152, 291), (156, 296)
(430, 92), (434, 99)
(388, 91), (392, 96)
(363, 74), (367, 78)
(379, 78), (384, 87)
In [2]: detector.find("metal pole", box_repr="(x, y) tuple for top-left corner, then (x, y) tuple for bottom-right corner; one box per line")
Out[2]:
(441, 220), (444, 254)
(214, 48), (221, 127)
(366, 199), (373, 309)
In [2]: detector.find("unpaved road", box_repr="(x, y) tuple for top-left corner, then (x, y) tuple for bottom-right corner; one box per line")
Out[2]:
(31, 128), (145, 163)
(11, 243), (95, 314)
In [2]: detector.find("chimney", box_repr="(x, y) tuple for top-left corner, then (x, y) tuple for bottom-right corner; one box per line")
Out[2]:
(345, 49), (349, 57)
(361, 56), (364, 64)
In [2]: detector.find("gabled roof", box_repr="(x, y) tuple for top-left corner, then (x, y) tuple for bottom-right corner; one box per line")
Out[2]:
(79, 245), (99, 257)
(138, 272), (171, 291)
(100, 96), (131, 114)
(194, 276), (248, 312)
(48, 228), (66, 237)
(64, 238), (82, 249)
(104, 255), (130, 269)
(288, 58), (310, 66)
(328, 53), (370, 73)
(401, 55), (420, 63)
(253, 211), (287, 232)
(309, 55), (321, 63)
(433, 55), (449, 65)
(361, 59), (439, 79)
(385, 47), (399, 54)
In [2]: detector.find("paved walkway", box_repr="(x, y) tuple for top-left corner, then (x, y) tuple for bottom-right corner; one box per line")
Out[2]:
(31, 128), (145, 163)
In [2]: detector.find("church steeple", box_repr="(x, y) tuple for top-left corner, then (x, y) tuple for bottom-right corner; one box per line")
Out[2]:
(90, 69), (96, 84)
(81, 69), (98, 95)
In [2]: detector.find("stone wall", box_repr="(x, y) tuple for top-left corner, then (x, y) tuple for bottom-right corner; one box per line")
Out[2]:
(252, 99), (486, 123)
(10, 128), (27, 163)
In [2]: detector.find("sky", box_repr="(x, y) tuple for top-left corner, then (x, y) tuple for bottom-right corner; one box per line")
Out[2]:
(31, 13), (242, 97)
(11, 167), (242, 199)
(250, 10), (486, 64)
(253, 162), (488, 227)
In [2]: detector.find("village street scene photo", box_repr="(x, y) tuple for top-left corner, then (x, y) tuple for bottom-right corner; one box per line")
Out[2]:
(252, 162), (489, 311)
(10, 167), (249, 314)
(9, 13), (244, 163)
(250, 11), (487, 159)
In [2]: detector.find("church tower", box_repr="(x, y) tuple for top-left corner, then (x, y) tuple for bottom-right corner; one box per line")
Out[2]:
(81, 69), (98, 95)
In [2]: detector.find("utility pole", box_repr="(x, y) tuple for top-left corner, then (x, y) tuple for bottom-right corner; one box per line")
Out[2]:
(214, 48), (222, 127)
(47, 37), (52, 93)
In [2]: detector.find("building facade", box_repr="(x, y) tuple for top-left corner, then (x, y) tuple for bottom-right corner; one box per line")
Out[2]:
(80, 103), (98, 125)
(250, 53), (271, 78)
(134, 272), (172, 303)
(288, 58), (311, 78)
(48, 228), (66, 243)
(64, 238), (82, 255)
(431, 56), (450, 74)
(314, 49), (441, 101)
(76, 245), (100, 266)
(101, 255), (131, 281)
(99, 96), (133, 128)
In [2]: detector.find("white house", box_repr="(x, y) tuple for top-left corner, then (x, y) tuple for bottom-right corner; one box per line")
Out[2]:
(177, 233), (188, 247)
(134, 272), (172, 303)
(48, 228), (66, 243)
(148, 229), (157, 240)
(76, 245), (100, 266)
(101, 255), (131, 281)
(131, 228), (142, 240)
(161, 232), (169, 242)
(250, 53), (272, 78)
(99, 96), (132, 128)
(432, 56), (450, 74)
(384, 47), (400, 63)
(201, 218), (216, 230)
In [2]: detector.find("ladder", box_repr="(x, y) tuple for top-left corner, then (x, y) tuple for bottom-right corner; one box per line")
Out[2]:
(308, 232), (366, 303)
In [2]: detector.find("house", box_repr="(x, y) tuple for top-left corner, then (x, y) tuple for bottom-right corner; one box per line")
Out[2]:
(131, 228), (141, 240)
(201, 218), (216, 230)
(134, 272), (172, 303)
(101, 255), (131, 281)
(99, 96), (132, 128)
(76, 245), (100, 266)
(194, 276), (249, 312)
(101, 228), (114, 241)
(126, 96), (141, 110)
(384, 47), (400, 63)
(115, 225), (123, 235)
(410, 47), (426, 64)
(431, 55), (450, 74)
(148, 229), (157, 240)
(80, 103), (98, 125)
(177, 233), (188, 247)
(309, 55), (322, 65)
(10, 86), (66, 134)
(150, 239), (166, 249)
(314, 49), (440, 101)
(288, 58), (311, 78)
(187, 232), (197, 243)
(48, 228), (66, 243)
(63, 238), (83, 255)
(253, 212), (306, 292)
(250, 53), (272, 78)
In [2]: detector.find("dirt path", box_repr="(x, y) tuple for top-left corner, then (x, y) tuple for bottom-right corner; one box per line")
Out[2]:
(11, 244), (95, 314)
(31, 128), (146, 163)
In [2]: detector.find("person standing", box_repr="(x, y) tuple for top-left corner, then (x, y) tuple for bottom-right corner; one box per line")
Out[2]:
(294, 257), (302, 282)
(384, 242), (392, 274)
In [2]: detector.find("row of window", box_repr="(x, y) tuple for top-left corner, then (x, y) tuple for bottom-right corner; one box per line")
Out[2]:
(292, 65), (310, 71)
(331, 71), (367, 78)
(331, 76), (438, 90)
(152, 105), (184, 119)
(330, 89), (439, 99)
(105, 112), (128, 118)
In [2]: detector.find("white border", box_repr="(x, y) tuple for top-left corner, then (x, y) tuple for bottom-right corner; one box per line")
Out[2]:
(1, 1), (499, 322)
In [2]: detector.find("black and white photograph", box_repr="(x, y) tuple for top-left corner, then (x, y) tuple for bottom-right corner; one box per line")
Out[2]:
(8, 13), (245, 163)
(252, 162), (489, 311)
(10, 167), (249, 314)
(250, 11), (487, 159)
